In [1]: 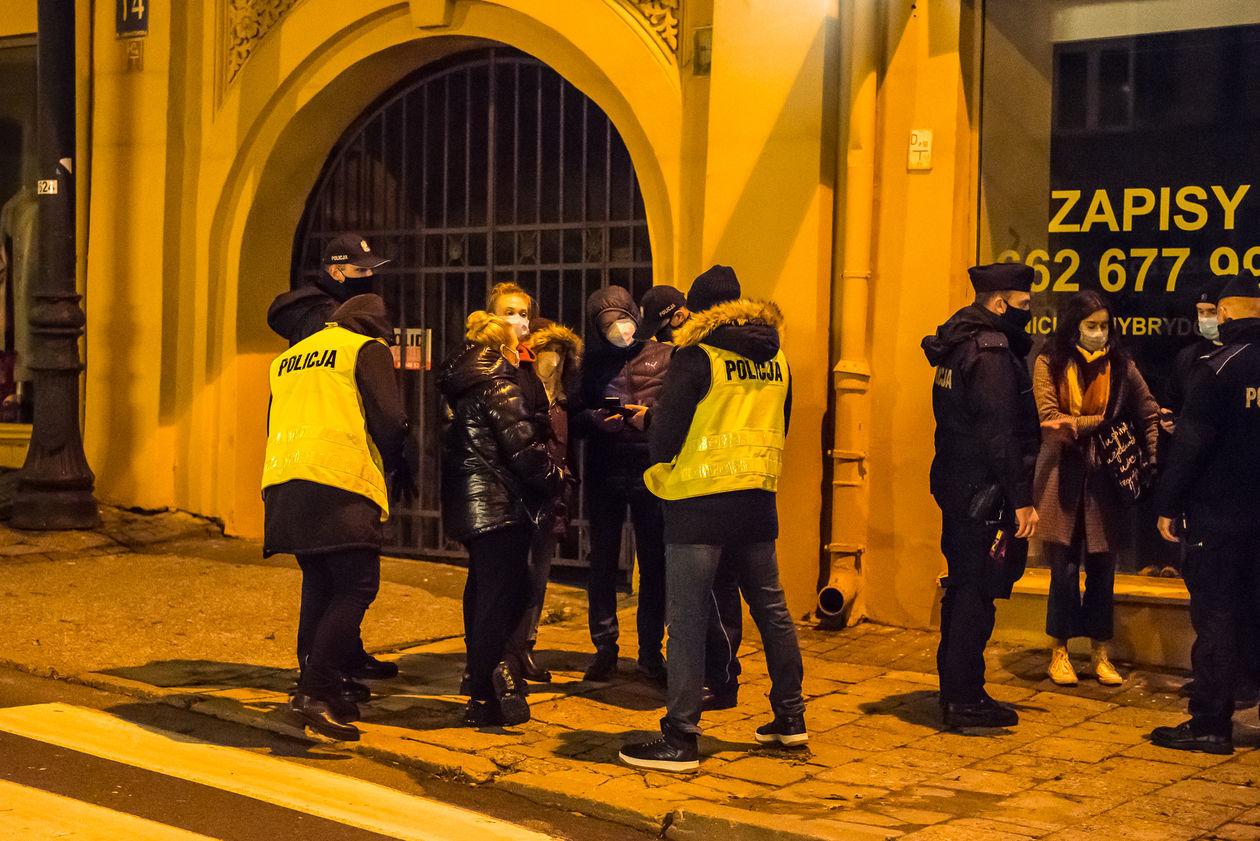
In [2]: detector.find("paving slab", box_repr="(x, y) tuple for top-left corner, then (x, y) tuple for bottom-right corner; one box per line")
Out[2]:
(9, 505), (1260, 840)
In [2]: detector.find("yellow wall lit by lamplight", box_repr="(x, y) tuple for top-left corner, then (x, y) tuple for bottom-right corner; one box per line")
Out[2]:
(38, 0), (1202, 667)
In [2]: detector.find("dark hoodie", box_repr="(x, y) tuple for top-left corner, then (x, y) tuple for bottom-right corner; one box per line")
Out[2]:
(267, 273), (374, 346)
(263, 294), (410, 557)
(922, 304), (1039, 515)
(436, 342), (562, 543)
(648, 299), (793, 545)
(571, 285), (674, 480)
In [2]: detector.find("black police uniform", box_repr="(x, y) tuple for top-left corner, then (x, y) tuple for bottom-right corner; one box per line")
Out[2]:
(1154, 316), (1260, 742)
(923, 304), (1040, 713)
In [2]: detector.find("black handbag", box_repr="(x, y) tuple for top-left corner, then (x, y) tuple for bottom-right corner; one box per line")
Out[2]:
(1094, 417), (1148, 504)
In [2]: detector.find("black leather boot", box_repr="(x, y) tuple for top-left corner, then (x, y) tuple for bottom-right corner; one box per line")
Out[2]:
(522, 643), (552, 683)
(290, 693), (360, 741)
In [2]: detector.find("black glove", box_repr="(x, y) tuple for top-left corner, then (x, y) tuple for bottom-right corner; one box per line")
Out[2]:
(391, 459), (420, 505)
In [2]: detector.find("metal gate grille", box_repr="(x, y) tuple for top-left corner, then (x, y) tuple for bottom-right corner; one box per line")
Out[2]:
(292, 47), (653, 564)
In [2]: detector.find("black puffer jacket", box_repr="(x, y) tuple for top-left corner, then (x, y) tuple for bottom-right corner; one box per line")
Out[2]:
(438, 343), (563, 543)
(571, 285), (673, 480)
(263, 294), (410, 557)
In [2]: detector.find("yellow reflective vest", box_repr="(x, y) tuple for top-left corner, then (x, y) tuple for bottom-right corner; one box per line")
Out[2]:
(643, 344), (788, 501)
(262, 325), (390, 519)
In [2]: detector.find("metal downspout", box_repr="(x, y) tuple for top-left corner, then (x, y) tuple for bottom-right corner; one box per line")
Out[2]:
(818, 0), (878, 624)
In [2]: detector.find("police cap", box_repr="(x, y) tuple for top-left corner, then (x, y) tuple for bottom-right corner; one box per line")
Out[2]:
(1216, 274), (1260, 302)
(323, 233), (390, 269)
(968, 262), (1033, 294)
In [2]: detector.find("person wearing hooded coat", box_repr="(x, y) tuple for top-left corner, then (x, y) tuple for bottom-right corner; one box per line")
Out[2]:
(262, 294), (412, 741)
(502, 316), (583, 682)
(619, 266), (804, 772)
(570, 286), (674, 683)
(266, 234), (403, 687)
(437, 312), (563, 726)
(267, 233), (390, 347)
(921, 263), (1041, 730)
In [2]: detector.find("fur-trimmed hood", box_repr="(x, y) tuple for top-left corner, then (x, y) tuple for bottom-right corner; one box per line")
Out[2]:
(528, 321), (583, 364)
(673, 299), (784, 363)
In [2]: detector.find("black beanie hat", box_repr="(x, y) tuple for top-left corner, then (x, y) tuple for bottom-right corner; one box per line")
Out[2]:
(968, 262), (1033, 294)
(687, 265), (741, 312)
(1217, 274), (1260, 301)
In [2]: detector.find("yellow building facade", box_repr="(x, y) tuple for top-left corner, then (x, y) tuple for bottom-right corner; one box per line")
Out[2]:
(4, 0), (1256, 668)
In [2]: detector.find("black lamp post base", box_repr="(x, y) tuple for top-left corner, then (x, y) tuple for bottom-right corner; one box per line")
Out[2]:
(10, 487), (99, 530)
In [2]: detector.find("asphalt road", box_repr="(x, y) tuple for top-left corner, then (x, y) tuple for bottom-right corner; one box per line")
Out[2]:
(0, 668), (652, 841)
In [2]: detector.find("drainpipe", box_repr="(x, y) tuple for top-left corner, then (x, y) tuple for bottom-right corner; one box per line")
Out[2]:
(817, 0), (877, 624)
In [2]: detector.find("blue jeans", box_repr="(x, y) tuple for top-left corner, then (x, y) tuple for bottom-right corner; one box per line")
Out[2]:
(662, 542), (804, 737)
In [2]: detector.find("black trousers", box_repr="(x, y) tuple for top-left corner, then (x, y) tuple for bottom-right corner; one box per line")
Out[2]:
(585, 478), (666, 664)
(937, 513), (1003, 705)
(463, 525), (533, 701)
(1043, 542), (1115, 642)
(295, 549), (381, 699)
(1183, 533), (1260, 736)
(704, 566), (743, 692)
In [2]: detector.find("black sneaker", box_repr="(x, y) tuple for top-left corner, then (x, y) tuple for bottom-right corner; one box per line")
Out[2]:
(702, 684), (739, 711)
(348, 655), (398, 681)
(619, 735), (700, 772)
(492, 662), (530, 726)
(583, 646), (619, 682)
(1150, 721), (1233, 755)
(943, 699), (1018, 729)
(755, 714), (809, 746)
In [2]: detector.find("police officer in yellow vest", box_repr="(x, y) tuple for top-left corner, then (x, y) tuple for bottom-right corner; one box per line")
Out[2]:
(262, 294), (412, 741)
(619, 266), (806, 772)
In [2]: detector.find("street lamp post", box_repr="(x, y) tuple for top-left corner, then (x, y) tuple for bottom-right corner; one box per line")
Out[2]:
(11, 0), (98, 529)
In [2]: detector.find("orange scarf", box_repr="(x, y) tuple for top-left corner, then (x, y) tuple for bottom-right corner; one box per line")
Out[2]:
(1057, 347), (1110, 417)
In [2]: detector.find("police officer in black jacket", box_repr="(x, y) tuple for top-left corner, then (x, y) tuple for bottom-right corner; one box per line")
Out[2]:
(922, 263), (1041, 729)
(1150, 274), (1260, 755)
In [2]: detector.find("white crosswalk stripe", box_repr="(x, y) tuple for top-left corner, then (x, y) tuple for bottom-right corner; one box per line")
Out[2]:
(0, 703), (555, 841)
(0, 777), (220, 841)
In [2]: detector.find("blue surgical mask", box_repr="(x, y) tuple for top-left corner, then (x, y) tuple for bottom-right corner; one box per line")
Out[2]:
(1198, 316), (1220, 342)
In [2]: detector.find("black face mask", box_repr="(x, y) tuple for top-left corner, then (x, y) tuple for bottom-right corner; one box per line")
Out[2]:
(342, 275), (375, 299)
(318, 270), (374, 302)
(999, 305), (1032, 333)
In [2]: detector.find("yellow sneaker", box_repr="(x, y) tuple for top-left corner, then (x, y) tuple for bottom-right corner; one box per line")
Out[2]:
(1049, 646), (1078, 685)
(1091, 647), (1123, 686)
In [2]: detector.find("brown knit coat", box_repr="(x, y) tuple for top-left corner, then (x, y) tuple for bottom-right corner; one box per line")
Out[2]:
(1032, 352), (1160, 552)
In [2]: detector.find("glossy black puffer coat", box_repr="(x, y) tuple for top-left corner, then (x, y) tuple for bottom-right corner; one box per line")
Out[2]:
(437, 343), (563, 543)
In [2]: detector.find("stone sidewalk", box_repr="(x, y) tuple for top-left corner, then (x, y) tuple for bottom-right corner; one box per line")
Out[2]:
(4, 507), (1260, 841)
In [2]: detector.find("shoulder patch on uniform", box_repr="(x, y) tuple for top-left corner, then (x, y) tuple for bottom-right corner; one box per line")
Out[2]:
(974, 330), (1009, 351)
(1206, 343), (1251, 375)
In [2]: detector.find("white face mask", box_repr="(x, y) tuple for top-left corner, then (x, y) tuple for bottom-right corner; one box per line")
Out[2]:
(534, 350), (561, 381)
(1079, 325), (1108, 352)
(1198, 316), (1220, 341)
(606, 318), (637, 348)
(504, 314), (530, 340)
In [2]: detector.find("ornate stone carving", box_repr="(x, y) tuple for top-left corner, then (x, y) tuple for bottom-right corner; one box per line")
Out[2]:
(225, 0), (303, 86)
(624, 0), (680, 54)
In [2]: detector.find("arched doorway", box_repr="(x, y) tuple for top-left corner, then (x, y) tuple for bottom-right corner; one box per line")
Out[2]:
(293, 46), (653, 565)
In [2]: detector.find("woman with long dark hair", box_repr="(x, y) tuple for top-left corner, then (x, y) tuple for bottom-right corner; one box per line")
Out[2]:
(1033, 290), (1159, 687)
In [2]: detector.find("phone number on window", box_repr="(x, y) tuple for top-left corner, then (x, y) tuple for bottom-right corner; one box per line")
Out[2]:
(997, 246), (1260, 293)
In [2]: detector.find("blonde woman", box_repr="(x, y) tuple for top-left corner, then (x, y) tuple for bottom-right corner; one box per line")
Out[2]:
(436, 311), (562, 726)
